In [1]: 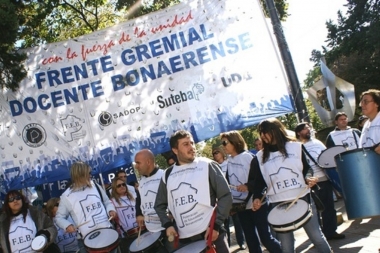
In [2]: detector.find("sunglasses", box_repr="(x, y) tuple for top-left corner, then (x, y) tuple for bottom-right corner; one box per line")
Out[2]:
(8, 195), (22, 203)
(117, 183), (126, 188)
(222, 140), (229, 146)
(55, 203), (59, 207)
(212, 151), (220, 156)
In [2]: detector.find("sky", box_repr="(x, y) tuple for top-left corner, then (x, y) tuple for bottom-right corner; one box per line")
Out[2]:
(281, 0), (348, 84)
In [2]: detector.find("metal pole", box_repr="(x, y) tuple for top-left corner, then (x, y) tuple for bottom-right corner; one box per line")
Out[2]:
(264, 0), (310, 122)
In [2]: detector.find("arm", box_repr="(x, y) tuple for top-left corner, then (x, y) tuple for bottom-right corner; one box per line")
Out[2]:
(154, 178), (172, 229)
(97, 184), (117, 217)
(32, 206), (57, 245)
(208, 161), (232, 232)
(246, 156), (267, 198)
(55, 195), (75, 232)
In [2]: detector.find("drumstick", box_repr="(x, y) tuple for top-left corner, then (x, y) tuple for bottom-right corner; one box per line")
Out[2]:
(285, 186), (310, 212)
(108, 216), (114, 221)
(76, 220), (91, 229)
(137, 226), (142, 246)
(260, 191), (267, 203)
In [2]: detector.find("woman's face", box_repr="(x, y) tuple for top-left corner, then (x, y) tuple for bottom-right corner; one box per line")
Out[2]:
(212, 150), (224, 163)
(8, 194), (23, 214)
(115, 179), (127, 196)
(260, 132), (273, 144)
(221, 138), (236, 156)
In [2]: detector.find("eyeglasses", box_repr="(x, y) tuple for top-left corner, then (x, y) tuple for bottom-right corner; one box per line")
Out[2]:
(8, 195), (22, 203)
(222, 140), (229, 146)
(117, 183), (126, 188)
(212, 151), (220, 156)
(360, 99), (374, 105)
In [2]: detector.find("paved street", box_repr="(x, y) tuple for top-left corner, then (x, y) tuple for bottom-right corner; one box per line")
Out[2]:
(229, 199), (380, 252)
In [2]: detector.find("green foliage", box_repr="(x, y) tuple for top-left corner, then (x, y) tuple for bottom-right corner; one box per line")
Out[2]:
(311, 0), (380, 103)
(155, 154), (168, 169)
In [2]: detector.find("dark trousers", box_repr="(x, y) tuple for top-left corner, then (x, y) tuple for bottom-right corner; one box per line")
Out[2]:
(224, 214), (246, 246)
(237, 206), (281, 253)
(314, 180), (338, 237)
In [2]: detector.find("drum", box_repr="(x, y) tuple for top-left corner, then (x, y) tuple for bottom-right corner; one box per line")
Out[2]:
(267, 199), (312, 233)
(317, 146), (346, 194)
(31, 235), (48, 252)
(129, 231), (166, 253)
(173, 240), (207, 253)
(318, 146), (346, 168)
(335, 148), (380, 220)
(126, 225), (146, 238)
(84, 228), (119, 253)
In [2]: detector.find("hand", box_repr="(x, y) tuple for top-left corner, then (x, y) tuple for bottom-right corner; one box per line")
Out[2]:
(166, 226), (178, 240)
(204, 227), (219, 241)
(136, 215), (145, 227)
(66, 224), (76, 233)
(109, 211), (117, 220)
(237, 184), (248, 192)
(375, 145), (380, 155)
(306, 177), (318, 188)
(252, 198), (262, 211)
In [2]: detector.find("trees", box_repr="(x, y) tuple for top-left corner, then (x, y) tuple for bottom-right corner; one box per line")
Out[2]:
(314, 0), (380, 99)
(1, 0), (290, 91)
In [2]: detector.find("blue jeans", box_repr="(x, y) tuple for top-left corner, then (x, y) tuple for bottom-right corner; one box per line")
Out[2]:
(274, 197), (332, 253)
(232, 213), (246, 246)
(238, 205), (281, 253)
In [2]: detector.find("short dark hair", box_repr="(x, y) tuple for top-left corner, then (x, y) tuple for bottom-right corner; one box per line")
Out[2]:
(294, 122), (309, 138)
(115, 170), (126, 177)
(170, 130), (192, 149)
(334, 112), (347, 121)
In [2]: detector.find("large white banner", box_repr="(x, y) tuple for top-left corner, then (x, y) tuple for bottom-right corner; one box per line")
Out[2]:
(0, 0), (294, 190)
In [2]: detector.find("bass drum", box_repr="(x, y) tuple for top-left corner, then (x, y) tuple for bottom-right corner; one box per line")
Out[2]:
(335, 148), (380, 220)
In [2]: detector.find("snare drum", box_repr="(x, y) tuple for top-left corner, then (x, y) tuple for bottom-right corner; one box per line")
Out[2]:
(84, 228), (119, 253)
(31, 235), (48, 252)
(317, 146), (346, 168)
(173, 240), (207, 253)
(268, 199), (312, 233)
(317, 146), (346, 194)
(129, 231), (167, 253)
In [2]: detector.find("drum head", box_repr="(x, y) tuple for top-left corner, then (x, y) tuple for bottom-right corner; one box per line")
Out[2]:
(84, 228), (119, 249)
(129, 231), (161, 252)
(174, 240), (207, 253)
(268, 199), (309, 226)
(318, 146), (346, 168)
(31, 235), (47, 251)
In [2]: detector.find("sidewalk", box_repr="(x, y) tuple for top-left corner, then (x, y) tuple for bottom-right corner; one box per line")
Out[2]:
(229, 199), (380, 252)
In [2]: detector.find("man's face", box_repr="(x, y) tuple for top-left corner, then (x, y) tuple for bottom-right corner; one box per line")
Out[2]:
(172, 136), (196, 165)
(254, 140), (263, 150)
(298, 125), (311, 141)
(335, 115), (348, 130)
(134, 153), (150, 176)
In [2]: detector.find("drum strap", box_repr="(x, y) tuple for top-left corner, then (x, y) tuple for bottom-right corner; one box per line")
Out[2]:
(301, 145), (318, 172)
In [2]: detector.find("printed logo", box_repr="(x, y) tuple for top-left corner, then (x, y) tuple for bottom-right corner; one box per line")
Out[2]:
(157, 83), (205, 109)
(98, 111), (113, 126)
(60, 114), (85, 141)
(22, 123), (46, 148)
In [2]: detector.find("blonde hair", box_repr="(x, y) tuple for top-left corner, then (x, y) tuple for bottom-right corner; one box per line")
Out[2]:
(70, 161), (92, 190)
(111, 177), (134, 205)
(46, 197), (60, 218)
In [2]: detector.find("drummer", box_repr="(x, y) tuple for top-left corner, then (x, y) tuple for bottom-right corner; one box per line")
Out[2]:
(325, 112), (361, 150)
(247, 118), (332, 253)
(359, 89), (380, 154)
(134, 149), (175, 252)
(55, 161), (118, 253)
(295, 122), (345, 240)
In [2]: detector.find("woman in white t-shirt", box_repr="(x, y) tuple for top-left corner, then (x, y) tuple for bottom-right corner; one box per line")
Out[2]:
(220, 130), (281, 253)
(0, 190), (58, 253)
(110, 177), (139, 251)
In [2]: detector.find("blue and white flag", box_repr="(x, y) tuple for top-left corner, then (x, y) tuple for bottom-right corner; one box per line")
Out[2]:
(0, 0), (294, 190)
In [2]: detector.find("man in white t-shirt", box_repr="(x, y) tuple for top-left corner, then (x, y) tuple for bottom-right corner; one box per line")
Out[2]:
(155, 130), (232, 253)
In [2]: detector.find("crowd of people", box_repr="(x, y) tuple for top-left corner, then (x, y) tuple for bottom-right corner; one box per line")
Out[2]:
(1, 89), (379, 253)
